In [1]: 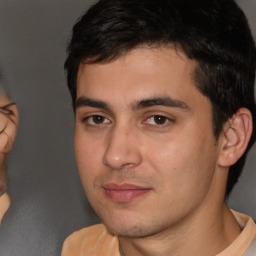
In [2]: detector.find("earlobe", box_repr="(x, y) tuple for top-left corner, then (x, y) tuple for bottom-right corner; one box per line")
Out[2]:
(218, 108), (253, 167)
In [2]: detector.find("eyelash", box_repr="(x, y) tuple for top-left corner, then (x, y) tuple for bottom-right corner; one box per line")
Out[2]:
(143, 115), (173, 127)
(82, 115), (111, 126)
(81, 114), (174, 128)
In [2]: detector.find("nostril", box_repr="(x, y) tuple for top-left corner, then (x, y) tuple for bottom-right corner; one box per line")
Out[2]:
(102, 127), (142, 170)
(102, 143), (142, 170)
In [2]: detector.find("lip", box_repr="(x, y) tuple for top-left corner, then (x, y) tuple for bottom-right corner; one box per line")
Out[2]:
(103, 183), (152, 202)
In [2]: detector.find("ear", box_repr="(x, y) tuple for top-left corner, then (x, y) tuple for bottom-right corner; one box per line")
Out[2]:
(218, 108), (253, 167)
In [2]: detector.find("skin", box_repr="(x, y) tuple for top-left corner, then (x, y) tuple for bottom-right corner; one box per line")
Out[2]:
(0, 92), (18, 194)
(74, 47), (246, 256)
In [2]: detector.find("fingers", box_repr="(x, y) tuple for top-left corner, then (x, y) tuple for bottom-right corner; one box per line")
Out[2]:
(0, 104), (18, 154)
(0, 102), (19, 126)
(0, 95), (18, 193)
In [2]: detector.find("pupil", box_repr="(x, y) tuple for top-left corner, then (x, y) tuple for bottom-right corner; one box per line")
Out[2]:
(154, 115), (166, 125)
(93, 115), (104, 124)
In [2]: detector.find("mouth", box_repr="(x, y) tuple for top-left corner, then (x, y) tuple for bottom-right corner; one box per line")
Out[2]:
(103, 183), (152, 202)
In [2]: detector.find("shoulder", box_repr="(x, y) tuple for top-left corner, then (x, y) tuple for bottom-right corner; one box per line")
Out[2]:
(245, 236), (256, 256)
(61, 224), (120, 256)
(0, 192), (10, 224)
(217, 210), (256, 256)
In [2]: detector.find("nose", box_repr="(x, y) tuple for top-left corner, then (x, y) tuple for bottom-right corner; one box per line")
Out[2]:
(102, 125), (142, 170)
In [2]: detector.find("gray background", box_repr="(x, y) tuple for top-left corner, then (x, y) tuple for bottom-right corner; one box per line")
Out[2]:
(0, 0), (255, 255)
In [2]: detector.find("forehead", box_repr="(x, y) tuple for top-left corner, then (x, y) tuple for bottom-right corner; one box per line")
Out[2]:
(76, 46), (206, 110)
(78, 45), (195, 73)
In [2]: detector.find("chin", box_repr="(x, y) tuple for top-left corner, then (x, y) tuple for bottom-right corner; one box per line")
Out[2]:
(107, 226), (148, 238)
(103, 218), (158, 238)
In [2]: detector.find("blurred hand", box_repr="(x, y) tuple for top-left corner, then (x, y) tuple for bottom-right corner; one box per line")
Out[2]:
(0, 94), (18, 195)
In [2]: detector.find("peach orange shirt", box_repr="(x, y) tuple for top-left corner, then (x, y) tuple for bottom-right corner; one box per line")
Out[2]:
(0, 193), (10, 224)
(62, 211), (256, 256)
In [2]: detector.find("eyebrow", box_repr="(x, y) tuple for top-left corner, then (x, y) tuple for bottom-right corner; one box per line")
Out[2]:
(76, 97), (111, 112)
(75, 96), (190, 112)
(132, 96), (191, 111)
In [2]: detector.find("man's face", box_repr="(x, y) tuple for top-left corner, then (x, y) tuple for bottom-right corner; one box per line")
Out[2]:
(74, 47), (223, 238)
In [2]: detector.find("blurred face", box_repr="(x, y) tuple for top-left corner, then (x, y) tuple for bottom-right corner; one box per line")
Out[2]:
(74, 47), (222, 238)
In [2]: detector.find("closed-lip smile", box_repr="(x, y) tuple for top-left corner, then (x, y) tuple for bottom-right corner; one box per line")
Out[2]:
(103, 183), (152, 202)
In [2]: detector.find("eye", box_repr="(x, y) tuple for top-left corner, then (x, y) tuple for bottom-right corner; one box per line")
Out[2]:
(144, 115), (172, 126)
(84, 115), (111, 125)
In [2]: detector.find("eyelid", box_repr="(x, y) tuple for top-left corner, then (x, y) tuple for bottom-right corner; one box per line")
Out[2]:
(86, 115), (111, 124)
(77, 109), (112, 125)
(142, 113), (175, 128)
(83, 114), (111, 124)
(146, 115), (171, 123)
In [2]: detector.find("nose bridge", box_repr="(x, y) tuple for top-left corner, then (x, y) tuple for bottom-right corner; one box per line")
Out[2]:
(102, 122), (141, 170)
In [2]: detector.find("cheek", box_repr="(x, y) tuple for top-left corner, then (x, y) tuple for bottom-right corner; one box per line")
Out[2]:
(145, 132), (192, 174)
(145, 130), (217, 193)
(74, 134), (105, 186)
